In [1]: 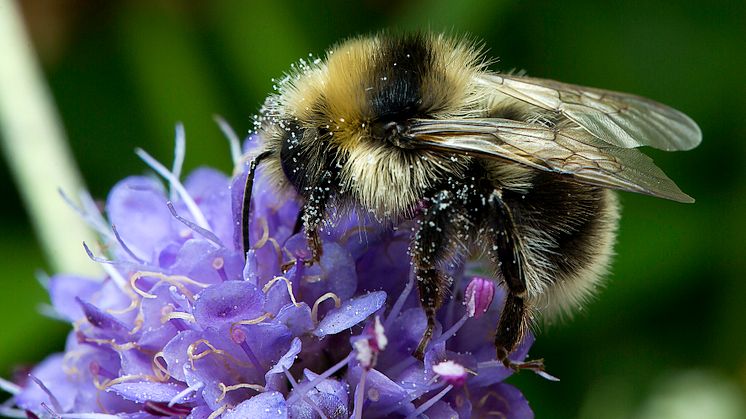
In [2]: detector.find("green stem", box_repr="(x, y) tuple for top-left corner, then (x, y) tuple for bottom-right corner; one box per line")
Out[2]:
(0, 1), (100, 275)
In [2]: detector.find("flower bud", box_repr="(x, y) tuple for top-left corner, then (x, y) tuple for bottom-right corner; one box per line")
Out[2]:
(465, 277), (495, 319)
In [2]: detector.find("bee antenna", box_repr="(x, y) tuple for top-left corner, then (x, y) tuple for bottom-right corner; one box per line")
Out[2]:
(241, 151), (272, 258)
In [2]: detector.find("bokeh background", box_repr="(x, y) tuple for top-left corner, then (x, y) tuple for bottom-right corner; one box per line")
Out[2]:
(1, 1), (745, 418)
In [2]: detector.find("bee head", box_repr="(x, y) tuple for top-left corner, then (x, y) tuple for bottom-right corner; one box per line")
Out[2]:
(262, 32), (488, 215)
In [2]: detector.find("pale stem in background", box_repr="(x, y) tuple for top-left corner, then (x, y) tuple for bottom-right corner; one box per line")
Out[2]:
(0, 1), (100, 275)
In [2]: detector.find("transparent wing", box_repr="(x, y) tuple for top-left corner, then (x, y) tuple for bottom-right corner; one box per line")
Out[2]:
(477, 74), (702, 151)
(407, 118), (694, 202)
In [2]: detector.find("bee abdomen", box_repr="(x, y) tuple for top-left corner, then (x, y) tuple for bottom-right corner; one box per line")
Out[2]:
(504, 173), (620, 318)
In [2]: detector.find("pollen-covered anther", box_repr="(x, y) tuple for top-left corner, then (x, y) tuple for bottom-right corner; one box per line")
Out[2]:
(432, 360), (469, 387)
(464, 276), (495, 319)
(371, 316), (387, 352)
(354, 316), (388, 370)
(353, 339), (374, 370)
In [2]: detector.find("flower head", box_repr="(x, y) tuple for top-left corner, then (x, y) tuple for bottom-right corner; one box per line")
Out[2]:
(2, 127), (537, 418)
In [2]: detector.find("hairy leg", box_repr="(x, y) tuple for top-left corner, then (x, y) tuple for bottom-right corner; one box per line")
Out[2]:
(412, 190), (460, 359)
(488, 191), (545, 372)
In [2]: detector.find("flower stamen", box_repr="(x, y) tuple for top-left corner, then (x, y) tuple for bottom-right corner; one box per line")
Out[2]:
(135, 147), (210, 230)
(231, 312), (272, 328)
(111, 224), (145, 263)
(214, 115), (242, 170)
(405, 384), (454, 419)
(166, 201), (224, 248)
(0, 377), (21, 395)
(187, 339), (252, 370)
(262, 276), (300, 307)
(168, 381), (203, 407)
(152, 352), (170, 382)
(252, 217), (270, 250)
(105, 294), (140, 316)
(352, 368), (368, 419)
(311, 292), (342, 324)
(384, 272), (414, 330)
(80, 337), (140, 352)
(160, 308), (196, 324)
(229, 327), (264, 371)
(207, 404), (228, 419)
(434, 313), (468, 345)
(58, 188), (116, 243)
(98, 373), (166, 391)
(283, 368), (331, 419)
(29, 376), (62, 414)
(215, 382), (265, 403)
(286, 352), (355, 405)
(212, 257), (229, 282)
(170, 124), (186, 199)
(130, 271), (209, 301)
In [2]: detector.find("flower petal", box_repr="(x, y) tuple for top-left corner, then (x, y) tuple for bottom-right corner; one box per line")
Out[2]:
(184, 168), (234, 246)
(286, 240), (359, 308)
(314, 291), (386, 337)
(274, 303), (314, 336)
(347, 366), (415, 417)
(48, 275), (101, 321)
(288, 370), (349, 419)
(265, 337), (302, 391)
(223, 391), (287, 419)
(76, 297), (129, 334)
(162, 330), (201, 382)
(14, 354), (76, 413)
(106, 176), (175, 260)
(193, 281), (266, 329)
(108, 382), (188, 403)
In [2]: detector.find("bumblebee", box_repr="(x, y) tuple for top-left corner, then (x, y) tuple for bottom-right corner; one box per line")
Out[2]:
(241, 32), (701, 371)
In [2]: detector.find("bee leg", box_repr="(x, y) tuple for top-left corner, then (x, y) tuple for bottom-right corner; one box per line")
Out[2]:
(488, 191), (546, 373)
(304, 226), (323, 266)
(413, 190), (457, 360)
(299, 178), (334, 266)
(281, 219), (322, 272)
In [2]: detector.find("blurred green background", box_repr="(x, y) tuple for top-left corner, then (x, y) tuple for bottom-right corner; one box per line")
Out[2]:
(1, 1), (744, 418)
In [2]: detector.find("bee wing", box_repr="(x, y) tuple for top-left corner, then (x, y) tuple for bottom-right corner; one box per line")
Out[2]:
(407, 118), (694, 202)
(477, 74), (702, 151)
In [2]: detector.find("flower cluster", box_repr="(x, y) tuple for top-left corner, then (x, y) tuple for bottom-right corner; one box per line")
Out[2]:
(1, 126), (536, 418)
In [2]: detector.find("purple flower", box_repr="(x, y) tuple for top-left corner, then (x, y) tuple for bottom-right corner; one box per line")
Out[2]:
(1, 126), (538, 418)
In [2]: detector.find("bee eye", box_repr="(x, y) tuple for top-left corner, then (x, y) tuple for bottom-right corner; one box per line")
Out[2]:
(370, 120), (414, 149)
(370, 120), (400, 141)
